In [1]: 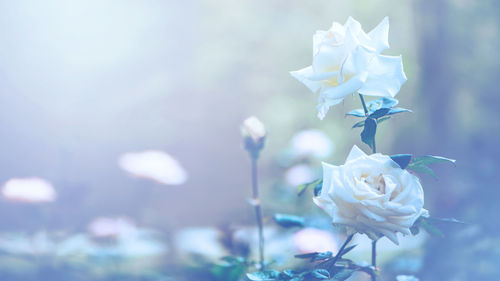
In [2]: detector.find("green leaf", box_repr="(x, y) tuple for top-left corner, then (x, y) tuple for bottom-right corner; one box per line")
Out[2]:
(282, 270), (297, 278)
(390, 154), (412, 169)
(294, 252), (319, 259)
(407, 155), (456, 179)
(313, 181), (323, 197)
(297, 178), (322, 196)
(411, 216), (467, 239)
(410, 155), (456, 166)
(366, 97), (398, 112)
(354, 116), (391, 128)
(347, 97), (399, 118)
(427, 217), (468, 225)
(387, 107), (412, 115)
(416, 217), (444, 237)
(273, 213), (305, 228)
(376, 116), (391, 124)
(311, 269), (330, 279)
(339, 244), (357, 257)
(348, 98), (405, 120)
(294, 251), (332, 262)
(361, 118), (377, 151)
(220, 256), (245, 264)
(346, 109), (366, 117)
(369, 108), (391, 119)
(212, 257), (249, 281)
(352, 120), (365, 128)
(246, 270), (281, 280)
(332, 269), (354, 281)
(407, 164), (437, 178)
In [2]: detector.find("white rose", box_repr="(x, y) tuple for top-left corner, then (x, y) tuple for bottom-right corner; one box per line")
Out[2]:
(291, 17), (407, 120)
(314, 145), (427, 244)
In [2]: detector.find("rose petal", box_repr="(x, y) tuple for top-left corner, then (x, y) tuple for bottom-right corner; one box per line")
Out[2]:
(344, 17), (363, 37)
(378, 228), (399, 245)
(305, 71), (339, 81)
(341, 45), (377, 79)
(358, 55), (407, 98)
(312, 44), (346, 73)
(367, 16), (390, 53)
(321, 71), (367, 100)
(359, 207), (386, 222)
(313, 22), (345, 54)
(316, 95), (343, 120)
(290, 66), (322, 93)
(345, 145), (367, 162)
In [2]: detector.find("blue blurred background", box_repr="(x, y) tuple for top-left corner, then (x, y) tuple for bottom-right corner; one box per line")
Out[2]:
(0, 0), (498, 280)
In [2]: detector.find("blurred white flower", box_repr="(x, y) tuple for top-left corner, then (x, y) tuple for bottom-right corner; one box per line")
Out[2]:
(1, 177), (56, 203)
(397, 275), (419, 281)
(88, 217), (137, 238)
(233, 226), (294, 263)
(118, 150), (187, 185)
(291, 17), (407, 119)
(292, 228), (339, 253)
(315, 145), (427, 244)
(56, 234), (97, 256)
(0, 230), (166, 260)
(116, 229), (166, 258)
(285, 164), (316, 187)
(175, 227), (228, 263)
(290, 129), (333, 158)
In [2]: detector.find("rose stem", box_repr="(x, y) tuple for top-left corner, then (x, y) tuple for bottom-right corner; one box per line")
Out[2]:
(371, 240), (377, 281)
(359, 93), (377, 280)
(358, 93), (369, 116)
(251, 156), (265, 269)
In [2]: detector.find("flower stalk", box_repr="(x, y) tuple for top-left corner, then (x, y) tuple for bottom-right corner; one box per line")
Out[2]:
(359, 93), (369, 117)
(251, 157), (265, 269)
(371, 240), (377, 281)
(241, 116), (267, 269)
(359, 93), (377, 281)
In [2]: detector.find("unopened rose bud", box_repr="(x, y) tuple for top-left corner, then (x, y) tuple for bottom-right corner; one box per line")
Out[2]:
(241, 116), (267, 159)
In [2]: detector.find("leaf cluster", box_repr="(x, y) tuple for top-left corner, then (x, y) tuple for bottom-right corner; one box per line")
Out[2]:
(296, 179), (322, 197)
(347, 97), (411, 151)
(389, 154), (456, 178)
(247, 242), (376, 281)
(410, 216), (468, 237)
(211, 256), (255, 281)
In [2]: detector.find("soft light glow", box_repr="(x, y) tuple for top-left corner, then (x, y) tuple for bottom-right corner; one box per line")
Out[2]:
(88, 217), (136, 238)
(1, 177), (57, 203)
(293, 228), (339, 253)
(285, 164), (316, 186)
(290, 129), (334, 158)
(175, 227), (228, 262)
(118, 150), (187, 185)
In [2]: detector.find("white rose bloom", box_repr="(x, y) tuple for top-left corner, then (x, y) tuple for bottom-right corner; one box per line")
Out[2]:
(314, 145), (427, 244)
(291, 17), (407, 120)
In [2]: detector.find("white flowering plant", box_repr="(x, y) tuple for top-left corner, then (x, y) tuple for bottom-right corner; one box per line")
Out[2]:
(230, 17), (465, 281)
